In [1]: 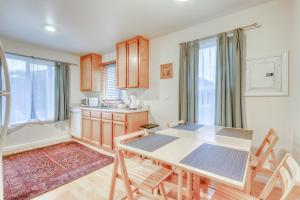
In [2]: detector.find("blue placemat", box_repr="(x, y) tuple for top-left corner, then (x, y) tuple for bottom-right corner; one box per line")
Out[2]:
(124, 134), (178, 152)
(173, 123), (204, 131)
(180, 143), (248, 182)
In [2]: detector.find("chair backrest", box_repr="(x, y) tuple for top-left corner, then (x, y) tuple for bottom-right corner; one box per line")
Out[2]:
(167, 120), (185, 128)
(255, 129), (279, 170)
(116, 129), (148, 145)
(259, 153), (300, 200)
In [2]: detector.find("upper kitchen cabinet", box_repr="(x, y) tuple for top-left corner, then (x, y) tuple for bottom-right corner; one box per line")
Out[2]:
(80, 53), (102, 92)
(116, 42), (127, 88)
(116, 36), (149, 89)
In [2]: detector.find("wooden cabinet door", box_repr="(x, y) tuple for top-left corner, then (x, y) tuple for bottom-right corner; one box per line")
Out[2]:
(138, 37), (149, 88)
(92, 66), (101, 92)
(127, 38), (139, 88)
(113, 121), (126, 137)
(91, 118), (101, 145)
(113, 121), (126, 149)
(116, 42), (127, 88)
(91, 54), (102, 92)
(82, 116), (91, 140)
(81, 56), (92, 91)
(102, 119), (113, 149)
(126, 112), (148, 133)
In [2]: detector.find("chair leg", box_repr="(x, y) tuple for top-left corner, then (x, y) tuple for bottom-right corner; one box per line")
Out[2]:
(116, 149), (134, 200)
(159, 183), (168, 200)
(108, 157), (119, 200)
(251, 168), (258, 183)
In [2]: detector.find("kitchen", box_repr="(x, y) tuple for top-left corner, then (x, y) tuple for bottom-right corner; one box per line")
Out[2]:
(70, 36), (150, 152)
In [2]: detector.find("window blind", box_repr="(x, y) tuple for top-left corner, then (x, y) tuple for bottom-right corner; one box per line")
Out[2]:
(103, 64), (123, 100)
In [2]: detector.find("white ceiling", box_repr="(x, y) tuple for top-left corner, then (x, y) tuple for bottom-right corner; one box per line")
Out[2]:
(0, 0), (270, 55)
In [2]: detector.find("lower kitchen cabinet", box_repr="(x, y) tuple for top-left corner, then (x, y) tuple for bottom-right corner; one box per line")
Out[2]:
(113, 121), (126, 137)
(79, 109), (148, 151)
(113, 121), (126, 148)
(82, 116), (91, 140)
(91, 117), (101, 145)
(102, 119), (113, 150)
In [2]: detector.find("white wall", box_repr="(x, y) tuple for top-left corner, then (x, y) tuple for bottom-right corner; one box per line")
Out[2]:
(102, 52), (116, 63)
(0, 36), (84, 105)
(291, 0), (300, 162)
(105, 0), (294, 152)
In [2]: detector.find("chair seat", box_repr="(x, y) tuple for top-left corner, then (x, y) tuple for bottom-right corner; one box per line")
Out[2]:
(203, 186), (258, 200)
(126, 163), (173, 190)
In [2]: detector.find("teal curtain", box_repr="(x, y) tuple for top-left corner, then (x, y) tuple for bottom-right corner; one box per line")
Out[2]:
(179, 40), (199, 123)
(215, 29), (245, 128)
(55, 62), (70, 121)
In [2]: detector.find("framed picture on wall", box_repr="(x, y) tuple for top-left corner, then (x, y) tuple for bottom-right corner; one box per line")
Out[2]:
(160, 63), (173, 79)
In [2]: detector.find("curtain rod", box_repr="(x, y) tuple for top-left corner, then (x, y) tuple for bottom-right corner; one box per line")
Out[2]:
(179, 23), (261, 45)
(4, 51), (78, 66)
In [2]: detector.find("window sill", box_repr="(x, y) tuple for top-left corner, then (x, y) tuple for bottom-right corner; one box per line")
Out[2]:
(8, 120), (56, 132)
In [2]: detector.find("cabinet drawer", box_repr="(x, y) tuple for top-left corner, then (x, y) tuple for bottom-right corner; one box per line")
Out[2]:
(102, 112), (112, 120)
(113, 113), (126, 122)
(91, 111), (101, 118)
(82, 110), (91, 117)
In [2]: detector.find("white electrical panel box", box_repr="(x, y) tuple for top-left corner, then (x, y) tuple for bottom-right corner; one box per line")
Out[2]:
(245, 52), (288, 96)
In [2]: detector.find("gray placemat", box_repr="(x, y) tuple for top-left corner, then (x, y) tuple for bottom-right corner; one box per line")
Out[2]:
(217, 128), (253, 140)
(173, 123), (204, 131)
(124, 134), (178, 152)
(180, 143), (249, 182)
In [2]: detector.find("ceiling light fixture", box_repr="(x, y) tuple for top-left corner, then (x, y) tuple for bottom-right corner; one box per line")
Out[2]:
(44, 25), (56, 32)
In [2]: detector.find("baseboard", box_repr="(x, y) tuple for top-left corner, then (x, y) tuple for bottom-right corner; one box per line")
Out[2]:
(2, 135), (71, 155)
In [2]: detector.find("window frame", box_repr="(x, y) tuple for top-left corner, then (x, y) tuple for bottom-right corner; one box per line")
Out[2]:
(4, 53), (56, 127)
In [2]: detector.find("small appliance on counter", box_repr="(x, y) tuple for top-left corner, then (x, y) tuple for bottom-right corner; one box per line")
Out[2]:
(129, 95), (138, 110)
(80, 98), (89, 107)
(80, 98), (99, 107)
(88, 98), (99, 107)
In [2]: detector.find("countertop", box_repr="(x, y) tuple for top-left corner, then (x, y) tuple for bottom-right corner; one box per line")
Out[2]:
(70, 105), (149, 114)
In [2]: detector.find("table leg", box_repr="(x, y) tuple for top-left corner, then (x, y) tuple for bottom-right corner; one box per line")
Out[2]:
(116, 149), (134, 200)
(187, 172), (193, 200)
(194, 175), (200, 198)
(177, 169), (183, 200)
(245, 164), (252, 194)
(108, 156), (119, 200)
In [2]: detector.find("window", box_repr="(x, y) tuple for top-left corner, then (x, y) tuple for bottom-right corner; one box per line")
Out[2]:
(198, 38), (217, 125)
(103, 63), (124, 100)
(4, 54), (55, 125)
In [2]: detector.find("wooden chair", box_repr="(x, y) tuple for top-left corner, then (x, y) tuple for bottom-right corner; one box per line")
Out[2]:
(109, 130), (173, 200)
(250, 129), (279, 182)
(201, 153), (300, 200)
(167, 120), (185, 128)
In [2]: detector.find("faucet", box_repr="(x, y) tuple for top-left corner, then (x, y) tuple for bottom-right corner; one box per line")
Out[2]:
(101, 102), (110, 108)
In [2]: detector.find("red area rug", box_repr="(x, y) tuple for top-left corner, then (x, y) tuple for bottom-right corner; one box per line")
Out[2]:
(3, 141), (114, 200)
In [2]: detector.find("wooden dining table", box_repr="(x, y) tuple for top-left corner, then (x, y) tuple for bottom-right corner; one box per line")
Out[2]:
(112, 124), (253, 200)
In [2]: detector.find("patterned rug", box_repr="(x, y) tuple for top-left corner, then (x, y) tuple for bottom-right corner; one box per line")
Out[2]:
(3, 141), (114, 200)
